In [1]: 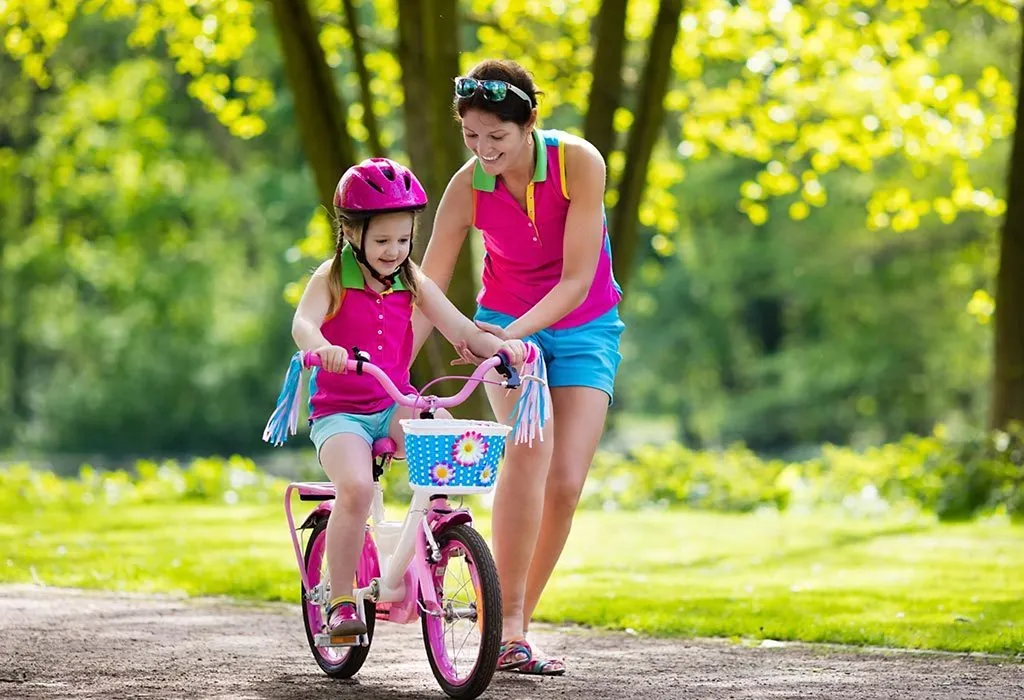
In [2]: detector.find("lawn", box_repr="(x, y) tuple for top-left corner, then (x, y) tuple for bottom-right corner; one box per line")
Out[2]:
(2, 501), (1022, 654)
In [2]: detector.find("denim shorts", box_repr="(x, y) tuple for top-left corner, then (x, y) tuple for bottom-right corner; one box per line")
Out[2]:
(309, 403), (399, 460)
(474, 305), (625, 403)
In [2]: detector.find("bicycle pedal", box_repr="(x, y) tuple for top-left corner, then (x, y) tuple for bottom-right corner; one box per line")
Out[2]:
(315, 632), (359, 647)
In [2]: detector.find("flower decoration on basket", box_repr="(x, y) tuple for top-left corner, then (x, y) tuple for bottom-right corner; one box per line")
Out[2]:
(429, 461), (456, 486)
(477, 465), (495, 487)
(452, 430), (488, 466)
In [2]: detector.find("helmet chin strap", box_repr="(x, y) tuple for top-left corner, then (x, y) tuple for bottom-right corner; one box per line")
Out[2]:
(353, 219), (407, 287)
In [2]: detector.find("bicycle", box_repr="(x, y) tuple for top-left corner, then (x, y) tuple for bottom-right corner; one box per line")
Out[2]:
(283, 348), (542, 699)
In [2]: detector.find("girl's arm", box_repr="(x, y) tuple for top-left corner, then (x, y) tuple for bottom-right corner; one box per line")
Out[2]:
(291, 260), (333, 351)
(415, 272), (520, 362)
(412, 161), (476, 356)
(503, 138), (606, 340)
(293, 260), (350, 373)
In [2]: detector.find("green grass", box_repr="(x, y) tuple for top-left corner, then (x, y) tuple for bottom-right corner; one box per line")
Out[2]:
(2, 502), (1022, 654)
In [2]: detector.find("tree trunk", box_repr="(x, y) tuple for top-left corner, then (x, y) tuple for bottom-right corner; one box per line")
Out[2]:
(583, 0), (629, 160)
(342, 0), (384, 157)
(398, 0), (488, 418)
(609, 0), (683, 293)
(990, 18), (1024, 431)
(268, 0), (355, 207)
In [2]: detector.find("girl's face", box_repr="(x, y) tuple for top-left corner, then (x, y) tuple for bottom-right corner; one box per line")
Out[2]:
(461, 108), (535, 178)
(355, 212), (413, 277)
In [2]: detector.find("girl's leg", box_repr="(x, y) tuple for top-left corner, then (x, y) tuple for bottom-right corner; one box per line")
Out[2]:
(522, 386), (610, 632)
(386, 405), (453, 447)
(484, 380), (555, 645)
(319, 433), (375, 606)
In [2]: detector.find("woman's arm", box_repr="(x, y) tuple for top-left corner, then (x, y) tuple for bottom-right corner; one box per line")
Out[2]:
(411, 162), (476, 357)
(503, 137), (607, 339)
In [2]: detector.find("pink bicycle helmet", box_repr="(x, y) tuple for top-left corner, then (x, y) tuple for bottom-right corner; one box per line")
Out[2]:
(333, 158), (428, 213)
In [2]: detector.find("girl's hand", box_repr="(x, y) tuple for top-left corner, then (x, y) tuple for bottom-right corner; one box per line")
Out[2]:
(497, 339), (527, 369)
(314, 345), (348, 373)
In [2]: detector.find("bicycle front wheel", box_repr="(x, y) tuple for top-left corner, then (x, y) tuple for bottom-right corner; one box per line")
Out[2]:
(420, 523), (502, 699)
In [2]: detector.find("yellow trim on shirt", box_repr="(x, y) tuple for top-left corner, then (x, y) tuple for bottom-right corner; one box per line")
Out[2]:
(526, 181), (536, 228)
(558, 140), (569, 200)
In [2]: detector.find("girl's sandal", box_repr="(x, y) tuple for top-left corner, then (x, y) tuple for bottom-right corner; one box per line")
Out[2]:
(496, 638), (532, 671)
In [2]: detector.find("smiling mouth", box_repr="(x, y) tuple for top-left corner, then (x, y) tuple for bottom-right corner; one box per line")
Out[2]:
(480, 153), (501, 163)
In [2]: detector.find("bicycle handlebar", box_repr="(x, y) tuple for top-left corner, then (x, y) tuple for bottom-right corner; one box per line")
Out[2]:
(302, 349), (521, 411)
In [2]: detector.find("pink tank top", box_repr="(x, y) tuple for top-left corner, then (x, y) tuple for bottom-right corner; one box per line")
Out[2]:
(473, 129), (622, 329)
(308, 245), (414, 419)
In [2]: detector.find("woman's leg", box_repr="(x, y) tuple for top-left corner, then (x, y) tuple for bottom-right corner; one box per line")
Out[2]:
(522, 386), (610, 632)
(319, 433), (375, 602)
(485, 379), (555, 644)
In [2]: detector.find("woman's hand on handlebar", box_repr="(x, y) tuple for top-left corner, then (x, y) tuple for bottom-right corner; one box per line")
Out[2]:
(450, 336), (527, 370)
(312, 345), (348, 373)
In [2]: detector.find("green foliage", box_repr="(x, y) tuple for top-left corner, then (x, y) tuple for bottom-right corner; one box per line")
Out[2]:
(585, 425), (1024, 520)
(0, 0), (1020, 457)
(0, 455), (285, 512)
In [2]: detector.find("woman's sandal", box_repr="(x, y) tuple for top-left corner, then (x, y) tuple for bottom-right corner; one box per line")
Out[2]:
(512, 656), (566, 676)
(496, 638), (532, 671)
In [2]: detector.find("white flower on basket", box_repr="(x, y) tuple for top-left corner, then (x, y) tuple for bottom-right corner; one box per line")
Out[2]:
(452, 431), (488, 466)
(430, 461), (455, 486)
(478, 465), (495, 487)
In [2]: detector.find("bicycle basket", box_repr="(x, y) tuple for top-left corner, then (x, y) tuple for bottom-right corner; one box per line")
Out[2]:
(400, 419), (511, 494)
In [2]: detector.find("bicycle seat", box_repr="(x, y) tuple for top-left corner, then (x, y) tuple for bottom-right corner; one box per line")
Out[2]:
(372, 437), (397, 459)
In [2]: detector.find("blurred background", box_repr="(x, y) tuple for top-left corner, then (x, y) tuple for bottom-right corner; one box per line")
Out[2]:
(3, 0), (1022, 481)
(2, 0), (1023, 652)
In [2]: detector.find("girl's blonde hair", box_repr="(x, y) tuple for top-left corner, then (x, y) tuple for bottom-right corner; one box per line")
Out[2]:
(325, 208), (421, 318)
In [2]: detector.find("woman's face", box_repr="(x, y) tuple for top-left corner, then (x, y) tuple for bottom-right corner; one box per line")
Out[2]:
(354, 212), (413, 277)
(461, 108), (533, 177)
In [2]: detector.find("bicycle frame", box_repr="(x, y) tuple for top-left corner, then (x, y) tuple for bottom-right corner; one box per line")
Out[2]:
(284, 351), (518, 644)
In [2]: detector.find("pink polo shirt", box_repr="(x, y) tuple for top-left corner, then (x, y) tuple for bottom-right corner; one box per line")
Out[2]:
(473, 129), (622, 330)
(308, 245), (414, 419)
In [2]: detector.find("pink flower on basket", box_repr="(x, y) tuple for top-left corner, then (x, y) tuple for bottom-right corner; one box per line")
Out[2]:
(430, 461), (455, 486)
(452, 431), (488, 466)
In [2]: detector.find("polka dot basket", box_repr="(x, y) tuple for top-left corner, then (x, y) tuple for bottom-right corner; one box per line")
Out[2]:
(401, 419), (511, 494)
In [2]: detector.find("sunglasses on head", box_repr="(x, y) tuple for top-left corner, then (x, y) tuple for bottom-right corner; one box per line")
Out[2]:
(453, 77), (533, 107)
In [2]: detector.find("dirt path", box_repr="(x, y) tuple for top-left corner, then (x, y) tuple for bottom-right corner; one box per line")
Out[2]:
(1, 585), (1020, 699)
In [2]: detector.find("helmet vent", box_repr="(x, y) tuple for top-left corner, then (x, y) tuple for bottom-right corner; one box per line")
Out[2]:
(365, 178), (385, 194)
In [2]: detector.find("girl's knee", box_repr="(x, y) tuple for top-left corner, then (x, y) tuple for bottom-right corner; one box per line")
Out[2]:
(333, 477), (374, 511)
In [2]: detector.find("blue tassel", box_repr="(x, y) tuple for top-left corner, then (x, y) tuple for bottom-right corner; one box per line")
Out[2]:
(509, 343), (551, 446)
(263, 351), (304, 446)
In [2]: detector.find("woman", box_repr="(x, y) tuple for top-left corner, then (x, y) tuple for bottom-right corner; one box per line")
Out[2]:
(415, 59), (624, 675)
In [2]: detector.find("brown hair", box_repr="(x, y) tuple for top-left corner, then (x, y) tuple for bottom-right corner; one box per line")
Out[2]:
(455, 59), (540, 126)
(325, 208), (420, 318)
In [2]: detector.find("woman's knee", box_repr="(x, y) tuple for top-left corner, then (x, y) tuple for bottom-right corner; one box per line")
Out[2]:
(501, 441), (554, 480)
(545, 463), (589, 514)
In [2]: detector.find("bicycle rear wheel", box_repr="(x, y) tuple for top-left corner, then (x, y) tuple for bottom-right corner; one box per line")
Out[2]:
(420, 523), (502, 699)
(301, 520), (376, 678)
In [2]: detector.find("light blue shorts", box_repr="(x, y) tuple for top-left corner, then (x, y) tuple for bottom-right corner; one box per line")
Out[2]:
(310, 403), (399, 461)
(474, 305), (625, 403)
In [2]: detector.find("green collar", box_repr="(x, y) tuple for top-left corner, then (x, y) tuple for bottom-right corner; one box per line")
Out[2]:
(471, 129), (546, 192)
(340, 243), (407, 291)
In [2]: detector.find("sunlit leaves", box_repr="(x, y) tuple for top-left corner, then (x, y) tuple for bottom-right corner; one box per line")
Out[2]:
(1, 0), (272, 137)
(673, 0), (1018, 228)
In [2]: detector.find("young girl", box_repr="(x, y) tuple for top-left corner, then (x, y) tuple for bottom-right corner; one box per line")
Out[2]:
(269, 158), (526, 636)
